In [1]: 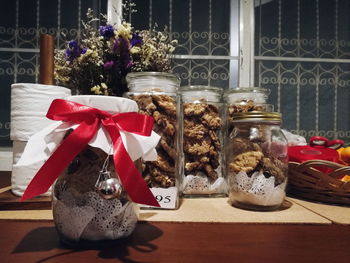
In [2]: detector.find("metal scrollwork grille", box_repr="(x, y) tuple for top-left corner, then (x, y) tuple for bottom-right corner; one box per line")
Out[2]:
(0, 0), (235, 145)
(131, 0), (233, 87)
(0, 0), (107, 144)
(255, 0), (350, 141)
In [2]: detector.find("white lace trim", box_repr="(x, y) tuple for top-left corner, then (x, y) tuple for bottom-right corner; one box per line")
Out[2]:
(53, 190), (137, 241)
(182, 173), (227, 195)
(229, 171), (286, 206)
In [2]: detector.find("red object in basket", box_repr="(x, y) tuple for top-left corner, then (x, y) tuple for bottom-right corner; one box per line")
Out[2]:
(288, 136), (344, 173)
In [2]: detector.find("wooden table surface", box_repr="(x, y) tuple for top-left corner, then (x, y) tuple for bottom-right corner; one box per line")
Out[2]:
(0, 220), (349, 263)
(1, 172), (350, 262)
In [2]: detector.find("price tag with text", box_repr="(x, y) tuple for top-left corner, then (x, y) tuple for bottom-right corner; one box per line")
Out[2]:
(147, 187), (178, 209)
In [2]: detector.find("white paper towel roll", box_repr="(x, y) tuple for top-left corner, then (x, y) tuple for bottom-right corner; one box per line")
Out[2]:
(12, 140), (27, 165)
(11, 83), (71, 141)
(10, 83), (70, 196)
(11, 141), (49, 197)
(12, 140), (51, 197)
(12, 161), (50, 197)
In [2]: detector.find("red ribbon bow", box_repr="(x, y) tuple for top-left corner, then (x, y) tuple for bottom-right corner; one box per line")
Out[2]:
(21, 99), (160, 207)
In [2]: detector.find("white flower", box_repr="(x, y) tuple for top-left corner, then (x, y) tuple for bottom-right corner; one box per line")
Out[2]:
(130, 46), (141, 54)
(117, 22), (132, 39)
(101, 83), (108, 89)
(91, 83), (108, 95)
(91, 85), (102, 95)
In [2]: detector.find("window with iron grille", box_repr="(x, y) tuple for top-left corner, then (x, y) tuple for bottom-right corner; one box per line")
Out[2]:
(2, 0), (348, 151)
(0, 0), (238, 148)
(255, 0), (350, 141)
(0, 0), (107, 147)
(129, 0), (234, 88)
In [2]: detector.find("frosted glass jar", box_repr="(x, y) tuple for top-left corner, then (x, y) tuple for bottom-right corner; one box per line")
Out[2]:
(224, 87), (272, 135)
(180, 85), (226, 196)
(52, 96), (139, 245)
(227, 111), (288, 211)
(52, 145), (138, 245)
(125, 72), (181, 209)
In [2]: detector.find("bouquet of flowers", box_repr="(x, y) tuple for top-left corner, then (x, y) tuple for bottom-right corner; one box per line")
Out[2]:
(54, 9), (177, 96)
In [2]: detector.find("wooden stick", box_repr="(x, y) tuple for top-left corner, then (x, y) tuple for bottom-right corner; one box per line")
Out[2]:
(39, 34), (54, 85)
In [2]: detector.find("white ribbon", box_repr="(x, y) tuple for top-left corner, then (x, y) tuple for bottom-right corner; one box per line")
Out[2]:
(16, 120), (160, 167)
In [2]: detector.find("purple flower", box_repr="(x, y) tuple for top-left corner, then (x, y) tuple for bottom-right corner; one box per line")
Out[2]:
(100, 25), (115, 39)
(130, 33), (142, 47)
(65, 40), (86, 62)
(113, 37), (132, 70)
(113, 37), (129, 53)
(103, 61), (114, 69)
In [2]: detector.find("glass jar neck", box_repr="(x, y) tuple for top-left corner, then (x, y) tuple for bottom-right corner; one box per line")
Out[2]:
(180, 85), (223, 103)
(126, 72), (180, 93)
(225, 92), (268, 104)
(224, 87), (270, 104)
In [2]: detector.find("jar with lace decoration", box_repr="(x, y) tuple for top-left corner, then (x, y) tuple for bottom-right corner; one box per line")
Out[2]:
(50, 95), (159, 245)
(180, 85), (226, 197)
(227, 111), (288, 211)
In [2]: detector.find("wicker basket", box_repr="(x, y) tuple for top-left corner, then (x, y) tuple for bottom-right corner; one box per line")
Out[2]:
(288, 160), (350, 206)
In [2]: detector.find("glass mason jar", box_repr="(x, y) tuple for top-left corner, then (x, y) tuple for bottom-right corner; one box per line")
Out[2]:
(53, 146), (138, 245)
(180, 85), (226, 196)
(224, 87), (272, 136)
(52, 96), (139, 245)
(125, 72), (181, 209)
(227, 111), (288, 211)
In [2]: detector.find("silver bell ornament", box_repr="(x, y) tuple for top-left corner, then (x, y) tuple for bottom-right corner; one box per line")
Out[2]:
(94, 149), (123, 200)
(95, 171), (123, 200)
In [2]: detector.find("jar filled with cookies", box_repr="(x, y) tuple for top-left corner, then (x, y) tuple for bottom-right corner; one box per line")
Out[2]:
(180, 85), (226, 196)
(227, 111), (288, 210)
(125, 72), (180, 209)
